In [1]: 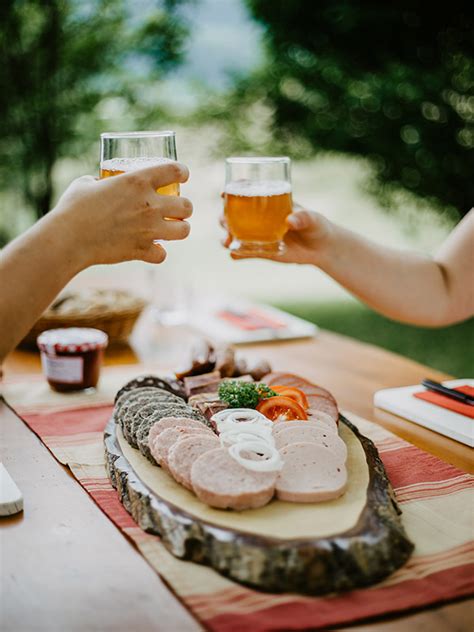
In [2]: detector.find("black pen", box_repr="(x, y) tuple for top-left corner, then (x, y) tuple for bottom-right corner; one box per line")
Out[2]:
(422, 379), (474, 406)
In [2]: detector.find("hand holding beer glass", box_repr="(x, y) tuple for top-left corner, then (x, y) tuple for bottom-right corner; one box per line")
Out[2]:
(224, 157), (292, 256)
(100, 131), (180, 197)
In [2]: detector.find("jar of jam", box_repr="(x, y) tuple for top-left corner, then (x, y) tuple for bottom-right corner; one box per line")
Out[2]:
(37, 328), (108, 393)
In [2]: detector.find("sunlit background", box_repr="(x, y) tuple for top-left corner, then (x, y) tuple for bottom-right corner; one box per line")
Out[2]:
(1, 0), (472, 375)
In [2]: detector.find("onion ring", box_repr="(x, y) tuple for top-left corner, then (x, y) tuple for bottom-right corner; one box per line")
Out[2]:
(228, 440), (283, 472)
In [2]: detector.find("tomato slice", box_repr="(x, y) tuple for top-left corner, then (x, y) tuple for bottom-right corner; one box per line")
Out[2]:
(256, 396), (308, 422)
(271, 385), (309, 409)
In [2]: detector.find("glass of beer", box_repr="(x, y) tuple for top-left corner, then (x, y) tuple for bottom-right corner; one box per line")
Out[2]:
(100, 131), (179, 196)
(224, 156), (292, 256)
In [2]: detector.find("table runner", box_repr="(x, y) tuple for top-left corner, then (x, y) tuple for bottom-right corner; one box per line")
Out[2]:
(3, 367), (474, 631)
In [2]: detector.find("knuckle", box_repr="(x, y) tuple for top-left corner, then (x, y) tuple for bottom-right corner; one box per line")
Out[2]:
(127, 173), (147, 189)
(139, 202), (158, 223)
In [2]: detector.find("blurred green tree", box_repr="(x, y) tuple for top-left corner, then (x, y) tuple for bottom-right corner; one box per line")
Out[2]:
(0, 0), (189, 220)
(225, 1), (473, 216)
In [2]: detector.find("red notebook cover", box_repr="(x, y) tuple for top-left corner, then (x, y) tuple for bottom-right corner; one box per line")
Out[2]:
(414, 385), (474, 419)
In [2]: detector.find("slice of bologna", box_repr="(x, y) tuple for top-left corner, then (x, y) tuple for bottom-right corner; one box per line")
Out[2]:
(148, 416), (213, 455)
(150, 426), (212, 471)
(191, 448), (277, 510)
(274, 425), (347, 462)
(168, 434), (220, 490)
(273, 419), (337, 436)
(276, 442), (347, 503)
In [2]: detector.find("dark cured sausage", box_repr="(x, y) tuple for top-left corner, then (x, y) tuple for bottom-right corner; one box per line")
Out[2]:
(263, 372), (336, 403)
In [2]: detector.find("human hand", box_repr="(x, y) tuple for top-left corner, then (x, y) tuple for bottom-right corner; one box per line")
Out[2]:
(50, 161), (192, 268)
(222, 205), (332, 266)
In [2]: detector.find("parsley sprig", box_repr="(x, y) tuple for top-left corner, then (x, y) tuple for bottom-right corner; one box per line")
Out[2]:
(218, 381), (277, 409)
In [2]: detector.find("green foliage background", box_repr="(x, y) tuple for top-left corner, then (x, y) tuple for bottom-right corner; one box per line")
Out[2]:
(209, 1), (473, 218)
(276, 301), (474, 378)
(0, 0), (189, 228)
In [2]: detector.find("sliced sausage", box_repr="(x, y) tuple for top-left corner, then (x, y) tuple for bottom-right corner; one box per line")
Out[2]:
(148, 416), (213, 454)
(168, 435), (220, 490)
(307, 394), (339, 423)
(151, 426), (212, 471)
(262, 372), (302, 386)
(274, 426), (347, 462)
(276, 442), (347, 503)
(191, 448), (277, 510)
(263, 372), (337, 402)
(273, 420), (337, 435)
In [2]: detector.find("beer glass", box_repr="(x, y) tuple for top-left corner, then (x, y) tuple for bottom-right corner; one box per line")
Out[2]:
(100, 131), (179, 196)
(224, 157), (292, 256)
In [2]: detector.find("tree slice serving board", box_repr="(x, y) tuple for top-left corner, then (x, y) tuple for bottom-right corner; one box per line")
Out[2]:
(104, 415), (413, 595)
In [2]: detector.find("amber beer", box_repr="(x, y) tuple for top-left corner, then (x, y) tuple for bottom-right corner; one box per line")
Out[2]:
(224, 157), (292, 256)
(100, 131), (179, 197)
(100, 157), (180, 197)
(224, 181), (292, 243)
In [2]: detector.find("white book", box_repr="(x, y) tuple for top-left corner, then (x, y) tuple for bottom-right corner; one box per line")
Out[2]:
(374, 379), (474, 447)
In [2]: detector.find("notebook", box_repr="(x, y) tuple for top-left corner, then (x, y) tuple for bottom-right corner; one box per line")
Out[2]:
(192, 298), (318, 344)
(374, 379), (474, 447)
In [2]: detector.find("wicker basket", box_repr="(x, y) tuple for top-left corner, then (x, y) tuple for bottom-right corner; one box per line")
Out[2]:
(20, 289), (147, 349)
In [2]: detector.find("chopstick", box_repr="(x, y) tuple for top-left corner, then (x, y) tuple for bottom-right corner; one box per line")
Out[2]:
(422, 379), (474, 406)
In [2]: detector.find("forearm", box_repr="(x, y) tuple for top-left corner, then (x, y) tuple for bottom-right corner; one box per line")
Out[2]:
(0, 213), (84, 362)
(315, 224), (451, 326)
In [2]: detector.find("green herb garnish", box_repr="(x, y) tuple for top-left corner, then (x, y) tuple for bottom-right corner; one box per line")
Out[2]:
(218, 381), (277, 409)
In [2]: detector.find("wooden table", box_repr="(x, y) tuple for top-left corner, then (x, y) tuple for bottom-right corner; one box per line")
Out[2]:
(1, 324), (472, 631)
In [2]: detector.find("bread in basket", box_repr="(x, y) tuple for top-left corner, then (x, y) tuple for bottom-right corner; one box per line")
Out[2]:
(20, 288), (147, 349)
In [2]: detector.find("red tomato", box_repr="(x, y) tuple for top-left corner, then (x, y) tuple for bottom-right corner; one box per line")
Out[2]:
(256, 396), (308, 421)
(270, 385), (309, 409)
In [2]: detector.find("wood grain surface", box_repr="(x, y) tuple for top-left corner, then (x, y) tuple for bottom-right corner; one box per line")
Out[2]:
(1, 320), (472, 631)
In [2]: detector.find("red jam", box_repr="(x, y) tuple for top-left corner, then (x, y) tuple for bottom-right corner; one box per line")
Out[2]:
(37, 328), (108, 393)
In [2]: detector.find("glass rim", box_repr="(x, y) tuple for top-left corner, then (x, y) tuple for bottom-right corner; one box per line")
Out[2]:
(225, 156), (290, 164)
(100, 130), (176, 139)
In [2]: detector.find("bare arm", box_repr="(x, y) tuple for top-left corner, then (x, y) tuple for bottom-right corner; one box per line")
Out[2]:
(0, 162), (191, 363)
(315, 210), (474, 326)
(228, 208), (474, 327)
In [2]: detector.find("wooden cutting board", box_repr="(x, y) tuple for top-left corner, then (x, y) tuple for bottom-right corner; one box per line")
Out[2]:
(104, 415), (413, 595)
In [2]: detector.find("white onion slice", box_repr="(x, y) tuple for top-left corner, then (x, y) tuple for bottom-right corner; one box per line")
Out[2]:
(228, 440), (283, 472)
(211, 408), (270, 424)
(227, 410), (272, 425)
(211, 408), (261, 422)
(220, 425), (274, 447)
(219, 421), (273, 438)
(214, 410), (273, 436)
(220, 431), (267, 448)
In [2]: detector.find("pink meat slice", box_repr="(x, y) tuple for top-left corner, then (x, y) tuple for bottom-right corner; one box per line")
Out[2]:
(148, 416), (213, 454)
(168, 434), (219, 490)
(273, 420), (337, 436)
(151, 426), (211, 471)
(306, 394), (339, 423)
(273, 415), (338, 435)
(274, 425), (347, 462)
(191, 448), (277, 510)
(276, 442), (347, 503)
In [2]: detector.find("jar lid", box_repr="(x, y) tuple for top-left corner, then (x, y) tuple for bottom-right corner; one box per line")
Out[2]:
(37, 328), (109, 353)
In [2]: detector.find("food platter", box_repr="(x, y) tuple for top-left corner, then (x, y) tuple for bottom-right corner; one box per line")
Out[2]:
(105, 372), (414, 595)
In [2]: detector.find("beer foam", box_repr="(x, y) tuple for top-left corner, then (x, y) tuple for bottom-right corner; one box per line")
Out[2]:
(101, 157), (175, 172)
(225, 180), (291, 197)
